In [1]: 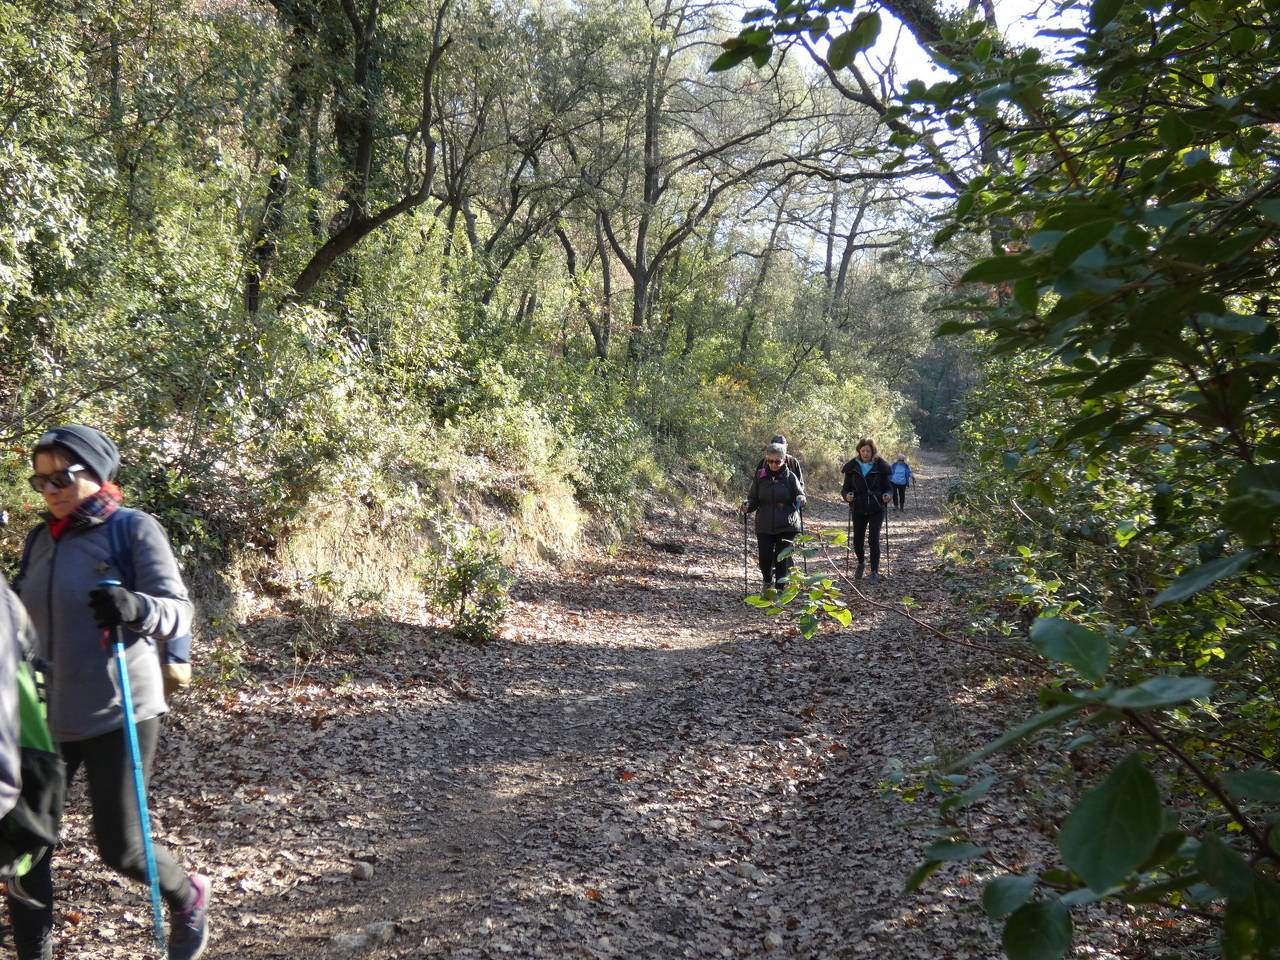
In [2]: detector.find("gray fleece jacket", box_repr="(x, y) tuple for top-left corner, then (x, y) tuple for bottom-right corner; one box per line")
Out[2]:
(0, 575), (27, 817)
(16, 511), (192, 743)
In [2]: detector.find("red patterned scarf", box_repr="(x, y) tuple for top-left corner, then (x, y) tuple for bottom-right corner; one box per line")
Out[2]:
(48, 482), (124, 540)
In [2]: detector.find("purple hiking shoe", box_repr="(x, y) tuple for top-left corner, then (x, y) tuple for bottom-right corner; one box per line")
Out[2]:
(168, 874), (211, 960)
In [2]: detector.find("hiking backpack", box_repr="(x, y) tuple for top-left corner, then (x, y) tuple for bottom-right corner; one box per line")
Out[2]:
(0, 649), (65, 900)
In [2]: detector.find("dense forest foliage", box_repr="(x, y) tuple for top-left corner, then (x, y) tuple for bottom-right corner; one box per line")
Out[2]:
(727, 0), (1280, 956)
(6, 0), (1279, 955)
(0, 0), (961, 576)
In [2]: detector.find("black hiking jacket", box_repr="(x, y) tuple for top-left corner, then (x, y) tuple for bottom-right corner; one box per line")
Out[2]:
(746, 464), (804, 535)
(841, 456), (893, 515)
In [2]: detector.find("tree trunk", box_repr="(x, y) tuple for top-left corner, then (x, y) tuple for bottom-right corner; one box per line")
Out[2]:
(818, 186), (873, 355)
(287, 1), (451, 300)
(594, 214), (613, 360)
(739, 189), (791, 363)
(245, 38), (311, 313)
(629, 272), (650, 363)
(306, 93), (323, 241)
(330, 0), (381, 227)
(557, 224), (609, 361)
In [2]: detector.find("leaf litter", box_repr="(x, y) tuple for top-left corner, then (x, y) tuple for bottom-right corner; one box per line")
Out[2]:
(45, 451), (1145, 958)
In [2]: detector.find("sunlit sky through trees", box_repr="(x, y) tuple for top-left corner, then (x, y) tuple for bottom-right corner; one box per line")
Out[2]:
(843, 0), (1085, 83)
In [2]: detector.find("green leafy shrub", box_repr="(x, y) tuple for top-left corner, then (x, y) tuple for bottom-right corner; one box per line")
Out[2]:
(422, 523), (512, 643)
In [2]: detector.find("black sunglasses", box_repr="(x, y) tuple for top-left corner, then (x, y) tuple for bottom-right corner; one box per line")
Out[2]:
(28, 464), (86, 493)
(765, 458), (782, 466)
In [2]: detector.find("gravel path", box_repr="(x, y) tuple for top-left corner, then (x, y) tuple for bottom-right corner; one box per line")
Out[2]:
(38, 450), (1121, 960)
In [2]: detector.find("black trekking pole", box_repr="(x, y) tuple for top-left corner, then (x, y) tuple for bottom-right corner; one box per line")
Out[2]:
(742, 509), (749, 598)
(799, 504), (808, 577)
(845, 503), (852, 576)
(883, 499), (891, 575)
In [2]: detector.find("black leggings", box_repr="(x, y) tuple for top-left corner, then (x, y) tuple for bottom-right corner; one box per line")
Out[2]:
(8, 719), (193, 955)
(852, 510), (884, 568)
(756, 530), (797, 585)
(891, 483), (907, 509)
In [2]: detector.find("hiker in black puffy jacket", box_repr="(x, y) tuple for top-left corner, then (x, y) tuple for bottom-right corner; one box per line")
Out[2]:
(841, 437), (893, 584)
(10, 425), (211, 960)
(742, 442), (806, 591)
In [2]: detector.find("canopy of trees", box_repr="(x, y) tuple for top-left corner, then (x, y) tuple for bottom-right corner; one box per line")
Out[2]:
(1, 0), (947, 562)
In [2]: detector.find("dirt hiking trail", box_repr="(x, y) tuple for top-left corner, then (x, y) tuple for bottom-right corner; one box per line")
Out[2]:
(42, 450), (1129, 960)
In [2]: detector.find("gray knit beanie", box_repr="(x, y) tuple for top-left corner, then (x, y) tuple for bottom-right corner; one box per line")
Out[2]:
(33, 424), (120, 484)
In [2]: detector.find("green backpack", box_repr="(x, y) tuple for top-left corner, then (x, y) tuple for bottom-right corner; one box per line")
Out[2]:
(0, 655), (65, 903)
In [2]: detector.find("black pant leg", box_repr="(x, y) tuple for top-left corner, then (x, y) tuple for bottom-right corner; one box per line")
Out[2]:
(79, 719), (192, 908)
(892, 484), (905, 508)
(852, 513), (869, 562)
(868, 511), (884, 568)
(756, 532), (776, 582)
(6, 749), (84, 957)
(8, 843), (55, 957)
(773, 532), (795, 584)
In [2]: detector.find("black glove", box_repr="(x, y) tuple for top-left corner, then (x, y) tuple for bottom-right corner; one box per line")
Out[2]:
(89, 586), (145, 630)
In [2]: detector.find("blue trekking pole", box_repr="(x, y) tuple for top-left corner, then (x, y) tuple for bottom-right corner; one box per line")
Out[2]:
(99, 578), (166, 950)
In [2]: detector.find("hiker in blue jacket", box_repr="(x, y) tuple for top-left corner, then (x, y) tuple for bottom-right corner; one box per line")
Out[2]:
(742, 442), (806, 592)
(889, 454), (914, 511)
(10, 425), (211, 960)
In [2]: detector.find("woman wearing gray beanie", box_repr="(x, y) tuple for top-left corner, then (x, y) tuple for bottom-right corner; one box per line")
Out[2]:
(742, 441), (806, 591)
(9, 424), (211, 960)
(753, 433), (804, 485)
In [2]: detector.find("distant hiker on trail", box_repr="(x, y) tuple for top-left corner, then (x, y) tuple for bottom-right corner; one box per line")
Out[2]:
(753, 434), (804, 486)
(742, 442), (806, 592)
(841, 438), (892, 585)
(10, 425), (211, 960)
(889, 454), (914, 511)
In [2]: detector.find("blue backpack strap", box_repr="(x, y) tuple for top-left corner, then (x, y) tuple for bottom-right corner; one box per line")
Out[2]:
(15, 524), (45, 590)
(105, 509), (139, 590)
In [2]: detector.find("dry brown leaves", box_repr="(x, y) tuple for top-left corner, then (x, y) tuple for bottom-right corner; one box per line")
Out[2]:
(43, 451), (1136, 959)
